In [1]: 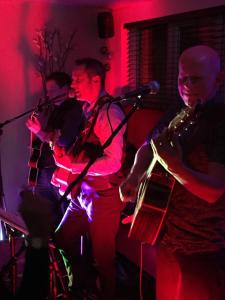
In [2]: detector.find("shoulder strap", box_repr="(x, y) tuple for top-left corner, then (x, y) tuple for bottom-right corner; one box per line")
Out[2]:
(83, 94), (113, 141)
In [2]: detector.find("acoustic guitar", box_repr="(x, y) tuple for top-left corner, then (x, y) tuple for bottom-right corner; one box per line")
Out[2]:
(51, 141), (103, 199)
(51, 150), (76, 198)
(27, 92), (67, 187)
(27, 75), (47, 188)
(127, 103), (202, 245)
(28, 112), (44, 187)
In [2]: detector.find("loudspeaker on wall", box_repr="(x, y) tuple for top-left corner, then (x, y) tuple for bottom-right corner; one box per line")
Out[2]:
(97, 12), (114, 39)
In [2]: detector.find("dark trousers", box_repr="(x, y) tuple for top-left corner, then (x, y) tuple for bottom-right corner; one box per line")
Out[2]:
(34, 167), (65, 228)
(17, 247), (49, 300)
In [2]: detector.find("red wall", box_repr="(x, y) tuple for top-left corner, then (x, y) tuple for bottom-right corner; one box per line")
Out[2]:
(125, 107), (164, 148)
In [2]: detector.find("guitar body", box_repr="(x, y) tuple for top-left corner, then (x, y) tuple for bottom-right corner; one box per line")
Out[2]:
(51, 149), (88, 198)
(128, 158), (175, 245)
(51, 166), (83, 199)
(28, 133), (43, 187)
(127, 103), (202, 245)
(51, 167), (72, 196)
(51, 132), (103, 198)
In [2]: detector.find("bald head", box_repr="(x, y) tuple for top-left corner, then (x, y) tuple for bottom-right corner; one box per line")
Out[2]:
(179, 45), (221, 74)
(178, 45), (223, 106)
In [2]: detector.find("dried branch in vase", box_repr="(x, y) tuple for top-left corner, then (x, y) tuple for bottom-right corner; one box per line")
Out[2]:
(33, 26), (76, 93)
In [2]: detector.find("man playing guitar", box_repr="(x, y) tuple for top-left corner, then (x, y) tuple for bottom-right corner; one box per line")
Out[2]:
(26, 71), (84, 228)
(120, 45), (225, 300)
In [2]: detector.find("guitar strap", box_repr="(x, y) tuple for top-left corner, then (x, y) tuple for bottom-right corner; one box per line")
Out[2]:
(73, 95), (113, 156)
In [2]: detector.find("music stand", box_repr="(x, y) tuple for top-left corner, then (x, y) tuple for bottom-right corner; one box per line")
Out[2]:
(0, 208), (28, 235)
(0, 208), (28, 295)
(0, 208), (69, 299)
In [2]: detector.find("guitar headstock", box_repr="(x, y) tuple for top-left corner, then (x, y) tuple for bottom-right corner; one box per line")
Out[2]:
(169, 101), (203, 137)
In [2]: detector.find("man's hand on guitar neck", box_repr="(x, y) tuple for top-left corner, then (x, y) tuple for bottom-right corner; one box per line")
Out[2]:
(26, 114), (62, 146)
(26, 115), (41, 134)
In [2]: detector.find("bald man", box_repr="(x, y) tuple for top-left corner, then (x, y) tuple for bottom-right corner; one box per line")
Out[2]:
(120, 45), (225, 300)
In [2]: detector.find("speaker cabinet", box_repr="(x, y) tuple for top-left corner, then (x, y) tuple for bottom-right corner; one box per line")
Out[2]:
(97, 12), (114, 39)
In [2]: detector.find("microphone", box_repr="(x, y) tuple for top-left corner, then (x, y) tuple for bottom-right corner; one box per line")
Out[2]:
(112, 81), (160, 104)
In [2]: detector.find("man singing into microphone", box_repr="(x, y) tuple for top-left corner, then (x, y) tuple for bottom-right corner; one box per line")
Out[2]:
(52, 58), (127, 299)
(26, 71), (84, 228)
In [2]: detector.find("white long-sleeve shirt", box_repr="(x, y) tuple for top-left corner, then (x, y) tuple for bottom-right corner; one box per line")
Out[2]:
(54, 102), (126, 176)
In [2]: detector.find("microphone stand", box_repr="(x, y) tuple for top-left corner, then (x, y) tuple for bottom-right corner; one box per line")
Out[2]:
(0, 93), (67, 131)
(59, 94), (145, 204)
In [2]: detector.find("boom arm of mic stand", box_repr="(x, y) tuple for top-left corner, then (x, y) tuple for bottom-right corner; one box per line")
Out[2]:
(59, 96), (144, 203)
(0, 93), (67, 133)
